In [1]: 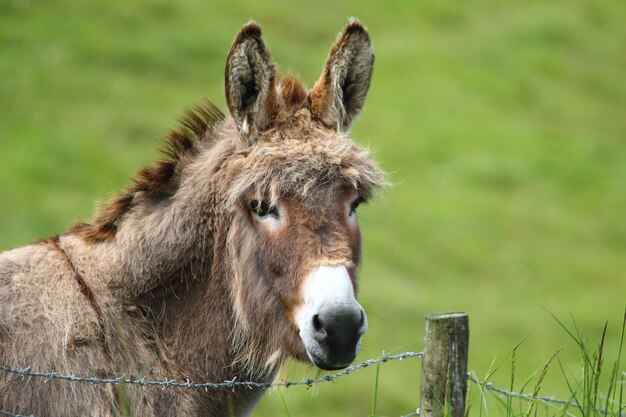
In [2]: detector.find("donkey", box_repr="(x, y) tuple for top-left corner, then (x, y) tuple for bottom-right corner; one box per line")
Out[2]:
(0, 19), (384, 417)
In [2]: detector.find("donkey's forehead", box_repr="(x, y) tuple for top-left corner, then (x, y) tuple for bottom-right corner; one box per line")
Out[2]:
(221, 127), (385, 209)
(258, 107), (335, 144)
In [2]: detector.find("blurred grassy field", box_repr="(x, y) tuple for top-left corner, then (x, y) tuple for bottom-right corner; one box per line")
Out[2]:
(1, 0), (624, 415)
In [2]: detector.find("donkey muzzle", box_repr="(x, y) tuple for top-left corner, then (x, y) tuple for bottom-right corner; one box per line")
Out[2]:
(296, 265), (367, 370)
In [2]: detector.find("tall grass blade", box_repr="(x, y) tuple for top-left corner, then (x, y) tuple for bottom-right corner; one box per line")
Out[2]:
(544, 309), (584, 351)
(508, 335), (527, 417)
(479, 356), (501, 417)
(525, 347), (562, 417)
(558, 357), (584, 414)
(592, 322), (608, 413)
(369, 350), (383, 417)
(278, 389), (291, 417)
(607, 308), (625, 416)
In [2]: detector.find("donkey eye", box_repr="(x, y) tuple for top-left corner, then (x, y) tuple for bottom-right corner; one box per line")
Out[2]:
(349, 197), (364, 217)
(249, 200), (278, 218)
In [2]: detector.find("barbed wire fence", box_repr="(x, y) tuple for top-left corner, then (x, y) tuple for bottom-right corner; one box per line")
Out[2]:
(0, 313), (623, 417)
(0, 352), (423, 392)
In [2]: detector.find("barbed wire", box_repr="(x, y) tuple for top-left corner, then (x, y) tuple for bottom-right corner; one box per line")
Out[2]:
(1, 352), (623, 417)
(0, 409), (33, 417)
(469, 373), (575, 407)
(0, 352), (422, 417)
(0, 351), (422, 391)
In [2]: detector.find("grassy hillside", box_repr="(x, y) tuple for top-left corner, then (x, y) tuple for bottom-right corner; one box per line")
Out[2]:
(1, 0), (624, 415)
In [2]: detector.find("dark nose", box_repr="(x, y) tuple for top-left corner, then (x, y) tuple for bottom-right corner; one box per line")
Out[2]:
(311, 307), (367, 363)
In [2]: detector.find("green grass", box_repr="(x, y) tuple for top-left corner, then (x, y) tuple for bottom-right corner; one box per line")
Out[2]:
(1, 0), (624, 416)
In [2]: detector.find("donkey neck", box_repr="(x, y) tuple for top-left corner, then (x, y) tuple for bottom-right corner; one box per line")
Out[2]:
(155, 221), (276, 416)
(98, 134), (238, 299)
(158, 232), (235, 379)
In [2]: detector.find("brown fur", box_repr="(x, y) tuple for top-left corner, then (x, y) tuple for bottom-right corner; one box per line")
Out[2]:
(47, 236), (113, 360)
(0, 20), (383, 417)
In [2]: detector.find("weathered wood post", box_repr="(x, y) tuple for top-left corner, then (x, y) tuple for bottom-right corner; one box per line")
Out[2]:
(420, 312), (469, 417)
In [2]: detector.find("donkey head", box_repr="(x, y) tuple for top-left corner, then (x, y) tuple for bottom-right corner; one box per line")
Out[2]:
(222, 20), (383, 371)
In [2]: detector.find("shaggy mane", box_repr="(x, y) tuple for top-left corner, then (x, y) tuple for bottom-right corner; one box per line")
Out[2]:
(70, 101), (225, 243)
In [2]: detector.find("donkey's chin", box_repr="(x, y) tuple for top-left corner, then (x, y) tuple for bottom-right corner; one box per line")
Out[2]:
(301, 338), (361, 371)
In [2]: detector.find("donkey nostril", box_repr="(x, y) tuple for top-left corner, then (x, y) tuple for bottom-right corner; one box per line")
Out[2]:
(311, 314), (328, 342)
(312, 314), (323, 332)
(358, 309), (367, 333)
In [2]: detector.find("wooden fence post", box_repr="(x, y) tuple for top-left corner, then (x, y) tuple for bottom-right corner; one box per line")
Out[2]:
(420, 312), (469, 417)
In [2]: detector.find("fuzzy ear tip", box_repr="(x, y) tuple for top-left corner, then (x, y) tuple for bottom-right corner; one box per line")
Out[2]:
(238, 21), (263, 39)
(344, 17), (370, 39)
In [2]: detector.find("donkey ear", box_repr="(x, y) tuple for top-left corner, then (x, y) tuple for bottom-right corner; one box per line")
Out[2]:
(309, 19), (374, 132)
(225, 22), (278, 144)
